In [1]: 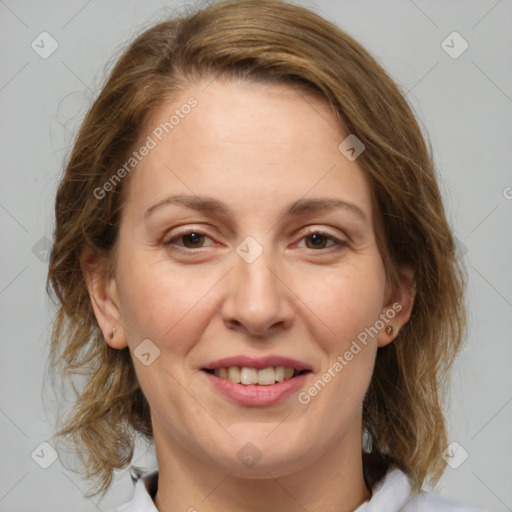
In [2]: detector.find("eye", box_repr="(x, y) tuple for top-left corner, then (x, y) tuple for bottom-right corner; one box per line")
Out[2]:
(164, 231), (215, 250)
(298, 231), (348, 250)
(163, 229), (347, 252)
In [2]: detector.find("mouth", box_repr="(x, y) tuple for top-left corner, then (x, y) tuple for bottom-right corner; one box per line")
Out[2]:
(202, 366), (312, 386)
(200, 355), (313, 405)
(202, 366), (313, 407)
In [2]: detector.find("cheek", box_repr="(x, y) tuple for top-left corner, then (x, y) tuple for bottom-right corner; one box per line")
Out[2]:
(292, 257), (386, 345)
(115, 249), (220, 350)
(290, 255), (385, 410)
(296, 269), (384, 424)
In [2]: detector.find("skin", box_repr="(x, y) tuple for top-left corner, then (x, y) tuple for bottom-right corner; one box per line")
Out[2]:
(82, 79), (415, 512)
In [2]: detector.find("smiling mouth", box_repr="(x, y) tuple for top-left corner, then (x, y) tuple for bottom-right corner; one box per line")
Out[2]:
(202, 366), (311, 386)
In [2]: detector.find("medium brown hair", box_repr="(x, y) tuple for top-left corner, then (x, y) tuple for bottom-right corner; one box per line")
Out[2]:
(47, 0), (466, 497)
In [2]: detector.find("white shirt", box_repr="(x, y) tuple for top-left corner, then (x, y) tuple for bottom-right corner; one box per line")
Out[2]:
(116, 468), (486, 511)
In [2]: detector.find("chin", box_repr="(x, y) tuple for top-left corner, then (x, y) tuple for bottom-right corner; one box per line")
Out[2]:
(203, 433), (313, 478)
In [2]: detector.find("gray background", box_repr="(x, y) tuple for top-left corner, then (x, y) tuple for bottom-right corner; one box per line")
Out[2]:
(1, 0), (511, 510)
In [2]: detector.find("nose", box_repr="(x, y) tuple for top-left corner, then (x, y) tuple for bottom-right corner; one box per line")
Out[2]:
(220, 246), (295, 337)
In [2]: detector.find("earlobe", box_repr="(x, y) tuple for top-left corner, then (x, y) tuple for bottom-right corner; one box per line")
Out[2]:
(377, 267), (416, 348)
(80, 246), (128, 350)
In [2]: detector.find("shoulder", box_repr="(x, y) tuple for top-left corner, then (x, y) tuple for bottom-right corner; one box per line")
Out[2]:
(359, 468), (487, 512)
(409, 491), (487, 511)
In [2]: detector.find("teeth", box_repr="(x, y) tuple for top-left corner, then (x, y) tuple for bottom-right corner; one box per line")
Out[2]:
(274, 366), (285, 382)
(213, 365), (301, 385)
(227, 366), (240, 383)
(240, 367), (258, 385)
(257, 367), (275, 385)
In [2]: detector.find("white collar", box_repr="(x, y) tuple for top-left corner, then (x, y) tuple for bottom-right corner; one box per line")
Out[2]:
(116, 470), (159, 512)
(117, 467), (482, 511)
(354, 468), (413, 511)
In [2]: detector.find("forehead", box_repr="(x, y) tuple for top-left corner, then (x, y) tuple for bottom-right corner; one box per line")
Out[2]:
(123, 79), (372, 220)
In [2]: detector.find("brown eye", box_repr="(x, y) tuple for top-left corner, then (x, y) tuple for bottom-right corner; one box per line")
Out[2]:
(164, 231), (214, 250)
(298, 231), (348, 252)
(180, 232), (206, 248)
(304, 232), (331, 249)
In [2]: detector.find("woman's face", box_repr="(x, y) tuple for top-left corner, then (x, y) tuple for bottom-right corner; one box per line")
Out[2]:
(90, 79), (412, 477)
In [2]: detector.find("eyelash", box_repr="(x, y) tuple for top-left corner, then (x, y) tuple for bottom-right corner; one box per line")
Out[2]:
(163, 229), (348, 252)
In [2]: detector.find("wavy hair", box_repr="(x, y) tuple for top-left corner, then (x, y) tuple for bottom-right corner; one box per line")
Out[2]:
(47, 0), (467, 497)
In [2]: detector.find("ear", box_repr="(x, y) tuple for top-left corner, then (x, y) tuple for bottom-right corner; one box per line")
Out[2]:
(376, 266), (416, 348)
(80, 245), (128, 349)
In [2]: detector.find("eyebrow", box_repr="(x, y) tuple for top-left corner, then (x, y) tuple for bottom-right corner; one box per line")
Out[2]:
(144, 194), (368, 222)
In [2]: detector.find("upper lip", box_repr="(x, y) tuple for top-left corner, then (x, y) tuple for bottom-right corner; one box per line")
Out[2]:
(202, 355), (312, 372)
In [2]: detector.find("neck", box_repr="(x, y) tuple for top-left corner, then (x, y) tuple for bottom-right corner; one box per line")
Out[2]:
(153, 424), (371, 512)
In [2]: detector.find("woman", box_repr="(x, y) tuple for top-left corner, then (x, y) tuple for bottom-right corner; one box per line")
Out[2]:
(47, 0), (485, 510)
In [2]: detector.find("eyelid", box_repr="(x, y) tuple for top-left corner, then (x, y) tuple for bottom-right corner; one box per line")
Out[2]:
(163, 226), (218, 249)
(163, 225), (349, 251)
(293, 227), (349, 249)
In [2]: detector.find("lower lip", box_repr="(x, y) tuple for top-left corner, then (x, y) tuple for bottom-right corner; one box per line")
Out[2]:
(203, 371), (310, 407)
